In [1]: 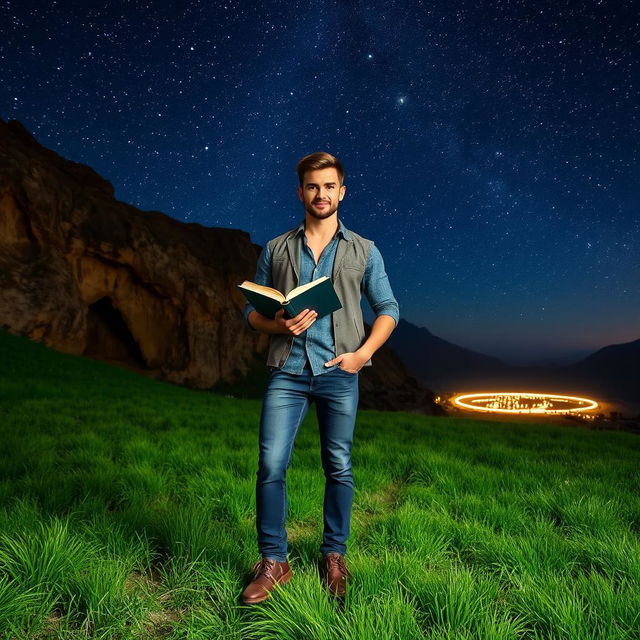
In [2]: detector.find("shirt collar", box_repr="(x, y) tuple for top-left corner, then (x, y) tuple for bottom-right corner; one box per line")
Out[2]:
(295, 217), (350, 240)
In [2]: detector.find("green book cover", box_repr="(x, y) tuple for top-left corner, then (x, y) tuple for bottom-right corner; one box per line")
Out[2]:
(237, 276), (342, 320)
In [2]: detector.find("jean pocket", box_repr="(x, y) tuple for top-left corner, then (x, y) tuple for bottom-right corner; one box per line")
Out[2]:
(337, 366), (358, 376)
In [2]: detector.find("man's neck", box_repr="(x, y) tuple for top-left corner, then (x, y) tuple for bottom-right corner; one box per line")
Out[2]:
(304, 216), (339, 241)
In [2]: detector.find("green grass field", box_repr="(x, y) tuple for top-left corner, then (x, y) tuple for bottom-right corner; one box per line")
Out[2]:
(1, 328), (639, 639)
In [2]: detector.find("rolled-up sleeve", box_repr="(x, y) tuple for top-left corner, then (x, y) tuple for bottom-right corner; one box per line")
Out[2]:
(362, 242), (399, 327)
(243, 243), (272, 331)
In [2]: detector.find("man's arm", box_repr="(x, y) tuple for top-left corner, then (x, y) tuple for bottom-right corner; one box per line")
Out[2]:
(242, 243), (288, 335)
(356, 242), (400, 360)
(357, 315), (397, 361)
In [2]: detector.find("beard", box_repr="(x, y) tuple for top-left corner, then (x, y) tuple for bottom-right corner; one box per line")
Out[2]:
(306, 203), (337, 219)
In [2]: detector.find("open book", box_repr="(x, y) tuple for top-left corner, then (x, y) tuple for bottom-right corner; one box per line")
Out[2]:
(237, 276), (342, 321)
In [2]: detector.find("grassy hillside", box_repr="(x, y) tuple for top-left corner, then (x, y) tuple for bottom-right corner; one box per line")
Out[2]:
(1, 328), (639, 639)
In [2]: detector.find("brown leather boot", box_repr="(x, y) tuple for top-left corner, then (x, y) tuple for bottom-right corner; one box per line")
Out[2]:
(319, 552), (351, 597)
(240, 557), (292, 604)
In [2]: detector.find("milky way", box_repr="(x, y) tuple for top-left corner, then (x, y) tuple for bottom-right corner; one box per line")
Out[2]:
(1, 0), (637, 364)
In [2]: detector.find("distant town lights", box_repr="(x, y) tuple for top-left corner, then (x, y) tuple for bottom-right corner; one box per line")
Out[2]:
(452, 392), (599, 414)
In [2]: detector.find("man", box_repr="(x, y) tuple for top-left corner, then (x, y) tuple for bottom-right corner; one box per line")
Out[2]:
(240, 151), (399, 604)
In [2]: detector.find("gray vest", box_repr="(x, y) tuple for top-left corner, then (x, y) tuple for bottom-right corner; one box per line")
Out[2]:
(266, 223), (374, 369)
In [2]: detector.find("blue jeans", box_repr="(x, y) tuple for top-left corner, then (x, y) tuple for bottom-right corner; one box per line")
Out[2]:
(256, 360), (359, 562)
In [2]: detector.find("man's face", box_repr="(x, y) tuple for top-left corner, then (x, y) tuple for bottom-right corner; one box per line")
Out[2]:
(297, 167), (346, 220)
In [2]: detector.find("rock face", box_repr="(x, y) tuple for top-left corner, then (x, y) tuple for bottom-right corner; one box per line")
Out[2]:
(0, 118), (439, 413)
(0, 118), (268, 388)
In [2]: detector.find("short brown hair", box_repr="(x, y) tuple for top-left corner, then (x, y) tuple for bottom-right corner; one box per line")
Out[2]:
(296, 152), (345, 187)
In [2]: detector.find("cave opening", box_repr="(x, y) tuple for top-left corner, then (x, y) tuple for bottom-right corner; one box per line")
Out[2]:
(84, 296), (146, 369)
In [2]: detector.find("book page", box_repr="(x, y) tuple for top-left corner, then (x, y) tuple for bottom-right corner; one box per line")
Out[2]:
(239, 281), (285, 303)
(287, 276), (329, 300)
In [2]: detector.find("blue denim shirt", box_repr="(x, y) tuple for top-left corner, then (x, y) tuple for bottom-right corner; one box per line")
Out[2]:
(243, 218), (399, 376)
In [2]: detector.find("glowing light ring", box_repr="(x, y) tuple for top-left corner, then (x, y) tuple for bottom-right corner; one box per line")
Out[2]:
(452, 392), (598, 414)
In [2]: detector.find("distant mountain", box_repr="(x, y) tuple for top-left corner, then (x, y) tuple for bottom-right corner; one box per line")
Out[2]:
(561, 338), (640, 400)
(386, 317), (639, 407)
(386, 318), (513, 382)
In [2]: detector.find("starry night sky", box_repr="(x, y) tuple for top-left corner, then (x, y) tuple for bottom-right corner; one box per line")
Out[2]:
(2, 1), (638, 365)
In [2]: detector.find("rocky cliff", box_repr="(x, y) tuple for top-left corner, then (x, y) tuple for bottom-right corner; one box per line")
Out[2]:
(0, 118), (439, 414)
